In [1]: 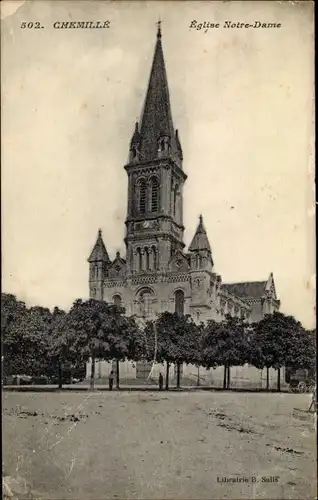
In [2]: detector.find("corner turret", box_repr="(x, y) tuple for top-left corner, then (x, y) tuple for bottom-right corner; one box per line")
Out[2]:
(88, 229), (110, 299)
(188, 215), (214, 271)
(129, 122), (142, 162)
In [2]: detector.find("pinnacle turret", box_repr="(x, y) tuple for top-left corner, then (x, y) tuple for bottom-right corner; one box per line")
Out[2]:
(130, 122), (141, 147)
(189, 215), (212, 253)
(88, 229), (110, 263)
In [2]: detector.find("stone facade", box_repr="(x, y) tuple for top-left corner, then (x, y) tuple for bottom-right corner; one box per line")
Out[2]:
(86, 26), (281, 383)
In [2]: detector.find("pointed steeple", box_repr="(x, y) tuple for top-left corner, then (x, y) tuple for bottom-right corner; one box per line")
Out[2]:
(175, 129), (183, 160)
(130, 122), (141, 148)
(88, 229), (110, 263)
(189, 215), (212, 253)
(137, 23), (180, 162)
(265, 272), (277, 298)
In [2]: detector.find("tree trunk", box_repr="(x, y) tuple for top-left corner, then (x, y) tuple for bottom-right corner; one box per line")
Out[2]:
(176, 362), (181, 388)
(277, 368), (281, 392)
(116, 360), (120, 389)
(165, 362), (170, 390)
(223, 364), (227, 389)
(90, 355), (95, 390)
(227, 365), (231, 389)
(266, 367), (270, 391)
(197, 366), (200, 386)
(58, 359), (63, 389)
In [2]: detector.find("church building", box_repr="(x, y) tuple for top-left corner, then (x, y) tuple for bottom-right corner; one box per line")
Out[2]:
(86, 26), (281, 384)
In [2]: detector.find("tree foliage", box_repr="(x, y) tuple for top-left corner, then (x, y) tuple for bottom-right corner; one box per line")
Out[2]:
(64, 299), (141, 388)
(201, 315), (250, 389)
(1, 292), (315, 391)
(249, 312), (316, 370)
(2, 294), (53, 377)
(249, 312), (316, 390)
(144, 312), (200, 388)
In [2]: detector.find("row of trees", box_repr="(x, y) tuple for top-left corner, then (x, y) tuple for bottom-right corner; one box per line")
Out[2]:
(1, 293), (316, 391)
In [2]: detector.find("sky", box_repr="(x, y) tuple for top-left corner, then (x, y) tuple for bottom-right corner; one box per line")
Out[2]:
(1, 1), (315, 328)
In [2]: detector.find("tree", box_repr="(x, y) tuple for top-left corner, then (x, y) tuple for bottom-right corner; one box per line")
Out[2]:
(201, 315), (249, 389)
(65, 299), (141, 390)
(1, 294), (53, 379)
(248, 321), (273, 391)
(24, 305), (53, 377)
(47, 307), (76, 389)
(1, 294), (26, 333)
(284, 327), (316, 371)
(147, 312), (199, 389)
(202, 320), (224, 387)
(103, 307), (141, 389)
(249, 311), (308, 391)
(142, 319), (159, 380)
(1, 294), (28, 377)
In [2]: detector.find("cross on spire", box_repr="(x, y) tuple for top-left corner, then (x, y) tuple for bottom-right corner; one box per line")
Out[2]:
(157, 18), (162, 38)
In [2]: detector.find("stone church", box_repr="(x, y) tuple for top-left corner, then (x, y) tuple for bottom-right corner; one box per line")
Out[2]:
(86, 26), (281, 384)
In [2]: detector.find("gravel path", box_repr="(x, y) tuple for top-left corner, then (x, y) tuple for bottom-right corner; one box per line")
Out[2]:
(3, 391), (316, 499)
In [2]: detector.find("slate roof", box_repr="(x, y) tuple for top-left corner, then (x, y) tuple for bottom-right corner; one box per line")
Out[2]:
(138, 26), (179, 161)
(188, 215), (212, 253)
(222, 281), (267, 299)
(87, 230), (110, 263)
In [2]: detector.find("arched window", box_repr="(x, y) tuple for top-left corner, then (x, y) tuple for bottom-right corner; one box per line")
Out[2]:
(136, 247), (142, 271)
(173, 185), (179, 216)
(150, 177), (159, 212)
(175, 290), (185, 316)
(113, 295), (122, 308)
(139, 288), (154, 318)
(138, 179), (146, 214)
(195, 254), (199, 269)
(144, 247), (150, 271)
(151, 246), (157, 270)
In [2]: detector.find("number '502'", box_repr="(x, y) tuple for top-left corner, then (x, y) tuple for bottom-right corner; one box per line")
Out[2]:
(21, 22), (42, 29)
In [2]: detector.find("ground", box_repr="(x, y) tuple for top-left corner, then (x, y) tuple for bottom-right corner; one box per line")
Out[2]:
(2, 390), (316, 500)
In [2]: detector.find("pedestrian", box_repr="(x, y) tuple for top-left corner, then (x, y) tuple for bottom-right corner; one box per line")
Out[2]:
(109, 370), (114, 391)
(159, 372), (163, 391)
(308, 385), (316, 412)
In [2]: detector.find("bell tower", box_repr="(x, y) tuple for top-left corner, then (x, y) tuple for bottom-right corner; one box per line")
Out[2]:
(124, 23), (187, 275)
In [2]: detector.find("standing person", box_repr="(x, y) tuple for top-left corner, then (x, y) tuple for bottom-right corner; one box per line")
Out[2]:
(159, 372), (163, 391)
(308, 385), (316, 412)
(109, 370), (114, 391)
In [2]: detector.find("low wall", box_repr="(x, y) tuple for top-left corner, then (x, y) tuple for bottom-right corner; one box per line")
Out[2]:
(86, 359), (178, 382)
(184, 364), (287, 389)
(85, 359), (287, 389)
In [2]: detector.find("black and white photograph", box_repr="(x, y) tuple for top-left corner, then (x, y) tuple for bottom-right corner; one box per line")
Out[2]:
(1, 1), (316, 499)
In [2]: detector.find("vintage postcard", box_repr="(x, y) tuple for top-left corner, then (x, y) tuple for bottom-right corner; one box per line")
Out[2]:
(1, 1), (316, 499)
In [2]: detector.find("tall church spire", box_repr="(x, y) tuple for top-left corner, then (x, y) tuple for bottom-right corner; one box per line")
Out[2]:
(136, 23), (180, 162)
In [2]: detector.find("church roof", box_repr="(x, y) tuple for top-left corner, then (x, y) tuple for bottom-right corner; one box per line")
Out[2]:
(87, 229), (110, 263)
(138, 24), (179, 161)
(223, 273), (277, 300)
(188, 215), (212, 253)
(222, 281), (267, 299)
